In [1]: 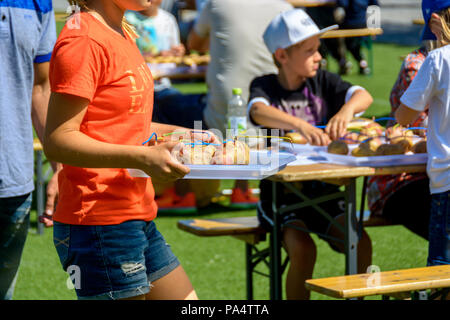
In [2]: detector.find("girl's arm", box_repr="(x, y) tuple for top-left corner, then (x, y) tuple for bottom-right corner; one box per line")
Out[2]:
(44, 92), (190, 182)
(249, 102), (331, 146)
(395, 103), (422, 126)
(325, 89), (373, 140)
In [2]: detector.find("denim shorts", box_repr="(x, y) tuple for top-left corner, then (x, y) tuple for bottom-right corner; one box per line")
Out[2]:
(0, 193), (32, 300)
(427, 190), (450, 266)
(53, 220), (180, 300)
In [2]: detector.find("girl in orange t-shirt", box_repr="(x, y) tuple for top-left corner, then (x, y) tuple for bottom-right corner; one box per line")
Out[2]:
(45, 0), (216, 300)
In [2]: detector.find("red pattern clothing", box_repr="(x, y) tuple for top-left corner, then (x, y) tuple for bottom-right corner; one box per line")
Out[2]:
(367, 47), (428, 216)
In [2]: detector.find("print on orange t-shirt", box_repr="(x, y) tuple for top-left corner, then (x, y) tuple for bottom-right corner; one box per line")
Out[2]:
(49, 12), (157, 225)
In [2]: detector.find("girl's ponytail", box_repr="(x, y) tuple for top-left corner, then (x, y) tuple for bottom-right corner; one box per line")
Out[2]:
(437, 8), (450, 47)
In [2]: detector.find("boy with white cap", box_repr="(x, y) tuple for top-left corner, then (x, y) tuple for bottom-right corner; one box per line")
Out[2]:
(248, 9), (374, 299)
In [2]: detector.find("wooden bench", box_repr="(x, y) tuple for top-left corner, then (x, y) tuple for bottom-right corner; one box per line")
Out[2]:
(177, 214), (396, 299)
(177, 216), (273, 300)
(305, 265), (450, 300)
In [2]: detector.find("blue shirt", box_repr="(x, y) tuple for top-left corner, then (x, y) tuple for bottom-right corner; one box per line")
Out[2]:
(0, 0), (56, 197)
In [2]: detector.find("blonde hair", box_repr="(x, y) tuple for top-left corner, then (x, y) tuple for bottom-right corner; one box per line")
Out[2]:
(67, 0), (138, 40)
(435, 8), (450, 47)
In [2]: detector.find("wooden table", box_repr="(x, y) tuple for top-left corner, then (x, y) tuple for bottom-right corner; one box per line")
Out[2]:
(321, 28), (383, 39)
(148, 64), (207, 81)
(267, 162), (426, 300)
(288, 0), (336, 7)
(413, 19), (425, 25)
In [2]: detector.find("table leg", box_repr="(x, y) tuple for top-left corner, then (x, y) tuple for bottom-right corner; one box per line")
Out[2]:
(245, 243), (253, 300)
(36, 150), (44, 235)
(270, 181), (282, 300)
(345, 178), (358, 275)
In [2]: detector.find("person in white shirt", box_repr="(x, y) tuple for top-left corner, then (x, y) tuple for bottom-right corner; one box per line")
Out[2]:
(396, 0), (450, 268)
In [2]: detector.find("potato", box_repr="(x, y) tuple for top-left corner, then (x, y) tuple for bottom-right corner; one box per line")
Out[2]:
(285, 132), (307, 144)
(351, 146), (375, 157)
(327, 140), (349, 155)
(375, 143), (406, 156)
(391, 137), (414, 152)
(411, 140), (427, 154)
(360, 137), (383, 152)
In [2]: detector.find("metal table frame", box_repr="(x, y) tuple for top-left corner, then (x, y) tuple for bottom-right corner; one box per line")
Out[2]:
(266, 163), (426, 300)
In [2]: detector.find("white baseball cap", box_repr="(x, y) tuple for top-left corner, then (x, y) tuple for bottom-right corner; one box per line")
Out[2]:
(263, 9), (338, 54)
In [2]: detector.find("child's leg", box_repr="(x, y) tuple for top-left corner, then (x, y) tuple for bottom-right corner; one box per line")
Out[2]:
(282, 220), (317, 300)
(145, 265), (198, 300)
(326, 215), (373, 274)
(427, 191), (450, 266)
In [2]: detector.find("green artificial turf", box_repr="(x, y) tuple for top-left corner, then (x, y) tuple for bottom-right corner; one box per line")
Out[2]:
(14, 41), (430, 300)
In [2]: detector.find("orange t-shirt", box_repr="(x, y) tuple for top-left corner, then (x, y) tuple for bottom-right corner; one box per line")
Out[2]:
(50, 12), (157, 225)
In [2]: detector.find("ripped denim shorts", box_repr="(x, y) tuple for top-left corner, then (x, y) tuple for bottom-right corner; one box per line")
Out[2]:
(53, 220), (180, 300)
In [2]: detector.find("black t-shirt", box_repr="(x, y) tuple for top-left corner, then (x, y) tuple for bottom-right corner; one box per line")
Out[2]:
(248, 70), (353, 134)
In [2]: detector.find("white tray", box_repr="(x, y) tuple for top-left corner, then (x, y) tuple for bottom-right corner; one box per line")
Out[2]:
(317, 149), (427, 167)
(127, 150), (297, 180)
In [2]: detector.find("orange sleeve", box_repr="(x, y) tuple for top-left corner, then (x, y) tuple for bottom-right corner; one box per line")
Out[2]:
(50, 36), (107, 101)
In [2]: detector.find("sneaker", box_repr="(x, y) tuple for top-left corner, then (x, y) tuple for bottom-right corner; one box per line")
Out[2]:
(339, 60), (353, 75)
(359, 60), (371, 75)
(229, 188), (259, 209)
(156, 188), (197, 214)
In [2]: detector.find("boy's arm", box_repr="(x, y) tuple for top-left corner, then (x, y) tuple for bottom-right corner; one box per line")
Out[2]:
(325, 88), (373, 140)
(395, 103), (422, 126)
(187, 0), (210, 53)
(249, 102), (331, 146)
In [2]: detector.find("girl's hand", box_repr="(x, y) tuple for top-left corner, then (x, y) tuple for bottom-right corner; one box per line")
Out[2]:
(140, 141), (190, 182)
(325, 107), (354, 141)
(297, 120), (331, 146)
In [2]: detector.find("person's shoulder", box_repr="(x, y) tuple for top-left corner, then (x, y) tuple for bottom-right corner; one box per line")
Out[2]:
(251, 73), (278, 86)
(55, 13), (107, 54)
(8, 0), (53, 14)
(313, 69), (341, 84)
(425, 46), (450, 68)
(158, 8), (177, 20)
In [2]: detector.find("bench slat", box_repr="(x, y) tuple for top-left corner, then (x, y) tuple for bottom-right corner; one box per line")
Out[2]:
(305, 265), (450, 299)
(177, 216), (265, 237)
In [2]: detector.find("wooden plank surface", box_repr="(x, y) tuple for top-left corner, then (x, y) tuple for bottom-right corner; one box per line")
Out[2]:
(305, 265), (450, 299)
(271, 163), (426, 182)
(33, 138), (43, 151)
(177, 216), (265, 236)
(412, 19), (425, 25)
(321, 28), (383, 39)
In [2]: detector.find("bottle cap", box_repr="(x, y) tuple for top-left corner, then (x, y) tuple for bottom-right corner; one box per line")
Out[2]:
(232, 88), (242, 95)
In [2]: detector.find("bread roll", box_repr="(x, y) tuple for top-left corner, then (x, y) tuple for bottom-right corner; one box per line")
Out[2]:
(285, 132), (307, 144)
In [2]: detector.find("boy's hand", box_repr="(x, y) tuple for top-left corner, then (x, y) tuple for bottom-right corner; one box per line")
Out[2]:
(140, 142), (190, 182)
(325, 107), (354, 141)
(171, 44), (186, 57)
(297, 120), (331, 146)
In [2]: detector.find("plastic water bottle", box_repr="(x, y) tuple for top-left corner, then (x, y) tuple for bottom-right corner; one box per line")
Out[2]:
(227, 88), (247, 137)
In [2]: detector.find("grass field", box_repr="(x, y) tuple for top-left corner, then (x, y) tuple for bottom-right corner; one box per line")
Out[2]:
(13, 40), (430, 300)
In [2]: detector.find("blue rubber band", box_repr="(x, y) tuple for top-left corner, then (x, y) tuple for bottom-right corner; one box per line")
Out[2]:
(142, 132), (158, 145)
